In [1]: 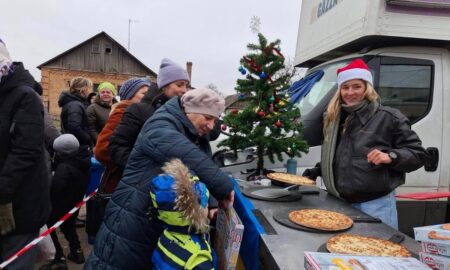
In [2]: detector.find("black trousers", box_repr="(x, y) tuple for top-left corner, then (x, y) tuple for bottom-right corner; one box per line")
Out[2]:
(48, 210), (80, 259)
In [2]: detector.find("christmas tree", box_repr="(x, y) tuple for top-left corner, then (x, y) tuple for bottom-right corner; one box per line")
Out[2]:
(218, 33), (308, 175)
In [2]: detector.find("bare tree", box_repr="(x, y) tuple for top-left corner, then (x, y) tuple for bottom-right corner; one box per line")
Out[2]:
(206, 83), (224, 97)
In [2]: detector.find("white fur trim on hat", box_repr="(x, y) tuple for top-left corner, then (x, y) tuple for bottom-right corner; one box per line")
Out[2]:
(337, 68), (373, 87)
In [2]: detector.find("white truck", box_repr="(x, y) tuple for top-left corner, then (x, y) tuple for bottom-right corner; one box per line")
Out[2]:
(214, 0), (450, 235)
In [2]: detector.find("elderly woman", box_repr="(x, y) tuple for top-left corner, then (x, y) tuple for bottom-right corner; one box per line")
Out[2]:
(84, 88), (234, 269)
(303, 59), (429, 229)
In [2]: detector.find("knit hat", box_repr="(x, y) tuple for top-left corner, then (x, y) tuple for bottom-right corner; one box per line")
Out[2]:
(0, 38), (12, 83)
(97, 82), (117, 96)
(118, 77), (151, 100)
(53, 134), (79, 155)
(181, 88), (225, 118)
(157, 58), (190, 89)
(337, 59), (373, 88)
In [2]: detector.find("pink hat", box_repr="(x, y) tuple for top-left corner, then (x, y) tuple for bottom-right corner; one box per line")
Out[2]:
(181, 88), (225, 118)
(337, 59), (373, 88)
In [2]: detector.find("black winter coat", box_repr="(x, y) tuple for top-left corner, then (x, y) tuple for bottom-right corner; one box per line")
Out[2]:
(331, 102), (429, 203)
(0, 62), (50, 234)
(58, 91), (92, 148)
(108, 87), (168, 169)
(84, 97), (234, 269)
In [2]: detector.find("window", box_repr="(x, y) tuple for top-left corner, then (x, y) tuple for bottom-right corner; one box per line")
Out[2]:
(295, 60), (350, 116)
(378, 64), (432, 123)
(92, 42), (100, 54)
(105, 43), (112, 54)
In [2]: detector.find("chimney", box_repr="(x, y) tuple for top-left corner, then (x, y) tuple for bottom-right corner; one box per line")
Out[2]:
(186, 61), (193, 82)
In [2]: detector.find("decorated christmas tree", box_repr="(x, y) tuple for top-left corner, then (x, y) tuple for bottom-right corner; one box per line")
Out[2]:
(218, 33), (308, 175)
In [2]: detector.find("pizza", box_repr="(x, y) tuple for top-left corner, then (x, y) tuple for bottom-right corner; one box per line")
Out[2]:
(442, 223), (450, 231)
(326, 234), (411, 257)
(266, 172), (316, 186)
(288, 209), (353, 231)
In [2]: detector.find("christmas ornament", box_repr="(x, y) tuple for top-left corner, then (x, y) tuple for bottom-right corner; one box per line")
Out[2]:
(259, 72), (267, 79)
(268, 95), (275, 103)
(221, 124), (227, 131)
(238, 66), (247, 75)
(291, 143), (297, 150)
(284, 92), (290, 99)
(275, 120), (282, 127)
(238, 93), (245, 100)
(274, 95), (280, 103)
(269, 104), (274, 113)
(231, 109), (239, 114)
(279, 100), (286, 106)
(258, 111), (266, 117)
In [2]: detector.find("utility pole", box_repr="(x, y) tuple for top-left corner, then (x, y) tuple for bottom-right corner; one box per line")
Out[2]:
(128, 19), (139, 51)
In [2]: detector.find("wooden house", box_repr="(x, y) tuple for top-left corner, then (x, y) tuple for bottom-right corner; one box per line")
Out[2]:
(38, 31), (157, 120)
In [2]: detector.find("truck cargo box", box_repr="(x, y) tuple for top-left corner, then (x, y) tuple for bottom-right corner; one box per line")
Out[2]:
(295, 0), (450, 67)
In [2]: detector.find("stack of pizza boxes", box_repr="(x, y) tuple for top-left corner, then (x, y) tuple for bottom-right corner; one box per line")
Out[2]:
(415, 223), (450, 269)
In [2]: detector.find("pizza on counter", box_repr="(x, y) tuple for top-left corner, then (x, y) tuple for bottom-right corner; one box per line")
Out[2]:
(266, 172), (316, 186)
(288, 209), (353, 231)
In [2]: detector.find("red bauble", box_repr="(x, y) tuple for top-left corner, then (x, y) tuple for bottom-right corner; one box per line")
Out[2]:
(231, 109), (239, 114)
(258, 111), (266, 117)
(274, 95), (280, 103)
(221, 124), (227, 131)
(275, 120), (282, 127)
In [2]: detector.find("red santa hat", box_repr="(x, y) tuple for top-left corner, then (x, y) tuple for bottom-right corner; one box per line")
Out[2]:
(337, 59), (373, 88)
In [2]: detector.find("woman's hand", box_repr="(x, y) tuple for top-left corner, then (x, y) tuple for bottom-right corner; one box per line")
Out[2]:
(367, 149), (392, 165)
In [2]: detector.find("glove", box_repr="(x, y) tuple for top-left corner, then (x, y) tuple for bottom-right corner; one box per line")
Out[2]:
(302, 163), (321, 180)
(0, 203), (15, 235)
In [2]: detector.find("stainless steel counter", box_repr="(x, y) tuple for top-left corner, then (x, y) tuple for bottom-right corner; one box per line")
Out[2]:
(237, 182), (422, 270)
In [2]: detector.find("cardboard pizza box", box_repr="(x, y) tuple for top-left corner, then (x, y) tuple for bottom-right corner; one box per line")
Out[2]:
(214, 207), (244, 270)
(422, 241), (450, 257)
(414, 224), (450, 249)
(304, 251), (429, 270)
(420, 252), (450, 270)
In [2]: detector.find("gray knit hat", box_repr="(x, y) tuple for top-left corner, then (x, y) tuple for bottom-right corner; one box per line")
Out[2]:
(181, 88), (225, 118)
(119, 77), (150, 100)
(157, 58), (190, 89)
(53, 134), (79, 155)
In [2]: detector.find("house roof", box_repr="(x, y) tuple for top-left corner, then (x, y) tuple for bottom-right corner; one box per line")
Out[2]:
(37, 31), (157, 76)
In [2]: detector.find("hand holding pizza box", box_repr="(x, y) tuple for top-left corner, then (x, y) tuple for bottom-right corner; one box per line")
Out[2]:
(214, 207), (244, 270)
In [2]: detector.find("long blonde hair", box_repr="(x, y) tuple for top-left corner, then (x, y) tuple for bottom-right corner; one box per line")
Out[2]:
(323, 81), (379, 129)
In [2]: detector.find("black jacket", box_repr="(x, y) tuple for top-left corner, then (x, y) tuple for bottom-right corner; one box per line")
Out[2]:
(85, 97), (233, 269)
(58, 91), (92, 147)
(108, 87), (168, 169)
(0, 62), (50, 234)
(332, 102), (429, 203)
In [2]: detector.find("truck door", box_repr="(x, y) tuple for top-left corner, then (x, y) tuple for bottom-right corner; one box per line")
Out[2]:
(373, 55), (441, 194)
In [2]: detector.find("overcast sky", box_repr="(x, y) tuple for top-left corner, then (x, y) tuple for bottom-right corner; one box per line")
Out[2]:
(2, 0), (302, 95)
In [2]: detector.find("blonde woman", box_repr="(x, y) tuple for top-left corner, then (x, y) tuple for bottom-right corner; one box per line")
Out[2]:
(303, 59), (428, 229)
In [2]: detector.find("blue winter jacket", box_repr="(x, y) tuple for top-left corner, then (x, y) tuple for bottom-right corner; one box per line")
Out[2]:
(84, 97), (233, 269)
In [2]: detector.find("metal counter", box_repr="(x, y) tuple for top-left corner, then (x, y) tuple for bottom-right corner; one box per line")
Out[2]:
(237, 182), (422, 270)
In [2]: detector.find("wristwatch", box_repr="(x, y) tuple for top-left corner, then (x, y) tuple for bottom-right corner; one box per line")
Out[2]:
(388, 151), (398, 162)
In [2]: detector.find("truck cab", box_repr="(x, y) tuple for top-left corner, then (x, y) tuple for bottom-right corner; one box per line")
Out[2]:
(214, 0), (450, 235)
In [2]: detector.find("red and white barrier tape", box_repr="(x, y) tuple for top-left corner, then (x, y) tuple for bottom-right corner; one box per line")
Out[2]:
(0, 189), (98, 269)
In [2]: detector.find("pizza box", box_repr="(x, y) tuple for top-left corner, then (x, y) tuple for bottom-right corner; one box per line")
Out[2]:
(420, 252), (450, 270)
(422, 241), (450, 257)
(304, 252), (430, 270)
(414, 224), (450, 247)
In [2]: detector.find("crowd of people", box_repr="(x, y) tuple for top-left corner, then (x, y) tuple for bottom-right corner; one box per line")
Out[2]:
(0, 35), (428, 270)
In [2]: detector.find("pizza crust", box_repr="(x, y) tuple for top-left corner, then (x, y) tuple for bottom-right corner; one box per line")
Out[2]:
(326, 234), (411, 257)
(288, 209), (353, 231)
(266, 172), (316, 186)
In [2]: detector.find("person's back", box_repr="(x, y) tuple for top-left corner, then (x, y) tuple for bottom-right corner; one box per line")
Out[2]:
(0, 39), (50, 269)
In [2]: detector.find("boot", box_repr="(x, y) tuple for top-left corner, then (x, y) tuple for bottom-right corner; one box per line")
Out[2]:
(67, 248), (85, 264)
(39, 257), (68, 270)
